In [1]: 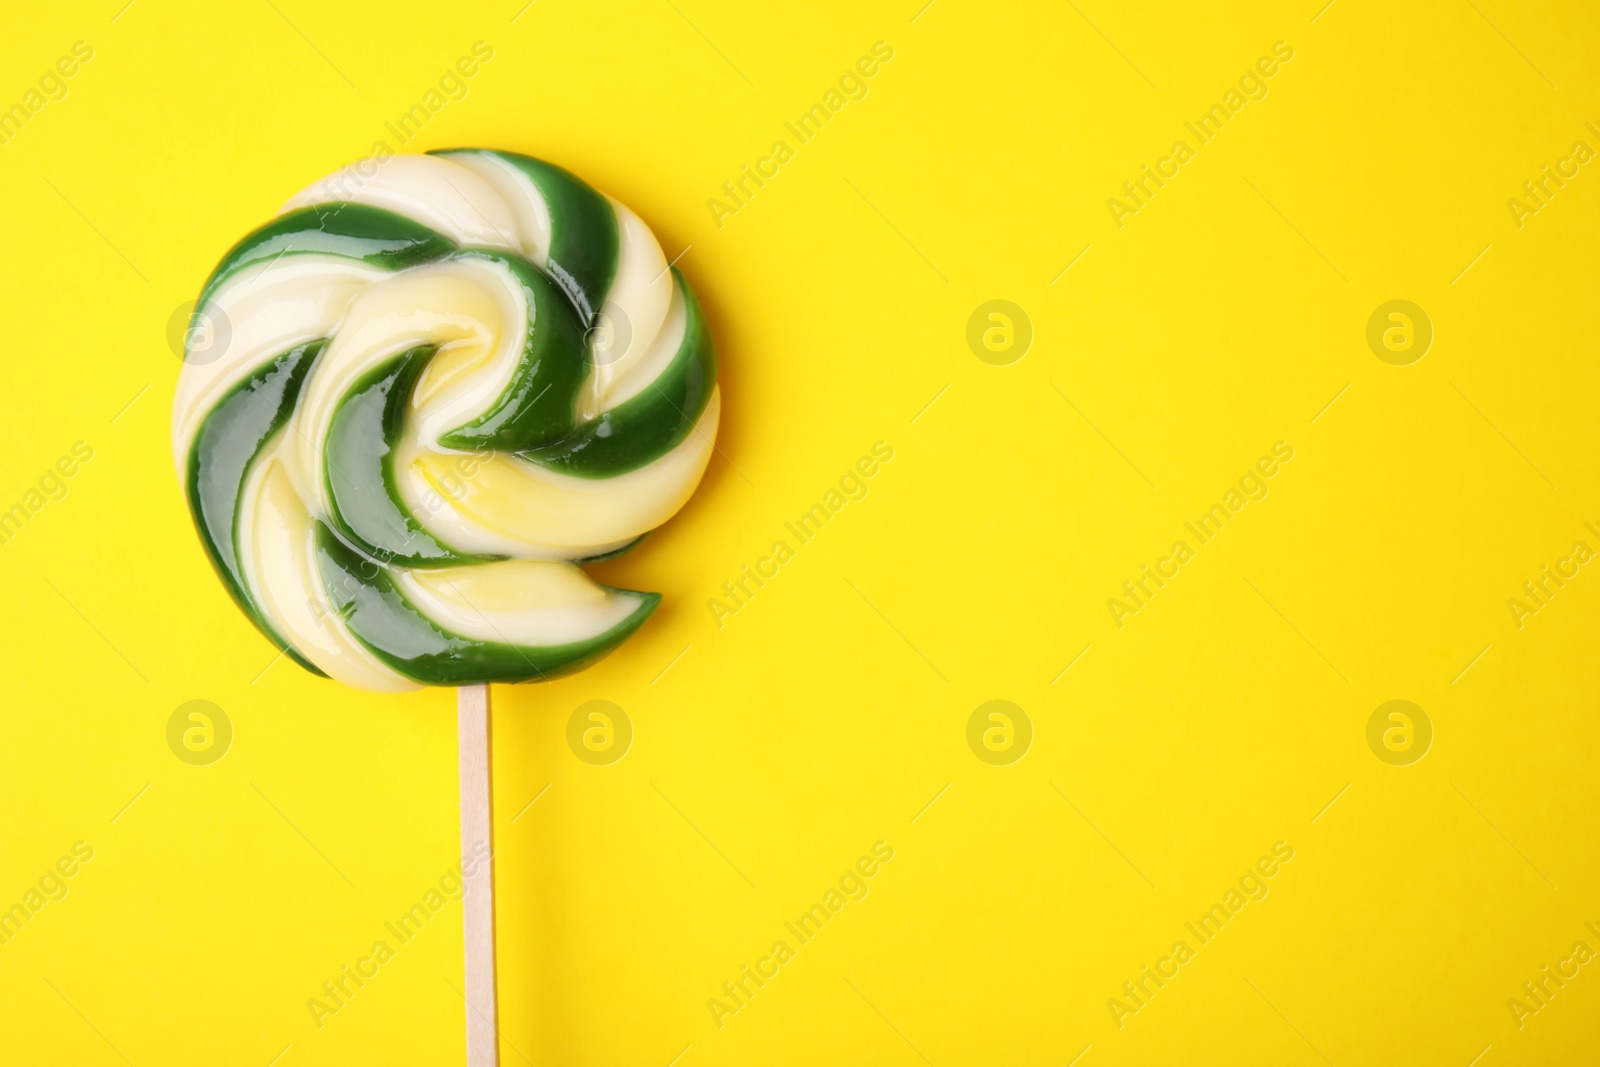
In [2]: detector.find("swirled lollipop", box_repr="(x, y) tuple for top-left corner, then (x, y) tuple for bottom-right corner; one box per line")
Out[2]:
(172, 150), (719, 691)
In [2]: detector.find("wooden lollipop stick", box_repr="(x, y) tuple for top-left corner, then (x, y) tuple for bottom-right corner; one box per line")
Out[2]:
(458, 683), (499, 1067)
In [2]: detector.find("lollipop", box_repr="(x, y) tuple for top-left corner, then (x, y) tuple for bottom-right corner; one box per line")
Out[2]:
(172, 150), (719, 1063)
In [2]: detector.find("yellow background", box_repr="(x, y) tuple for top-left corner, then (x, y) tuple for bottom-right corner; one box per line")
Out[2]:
(2, 0), (1598, 1063)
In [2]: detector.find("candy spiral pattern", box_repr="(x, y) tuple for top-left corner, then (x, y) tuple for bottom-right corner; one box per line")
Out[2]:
(172, 150), (719, 691)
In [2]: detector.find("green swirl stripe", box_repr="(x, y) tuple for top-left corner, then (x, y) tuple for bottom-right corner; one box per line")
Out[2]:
(435, 251), (590, 453)
(185, 341), (327, 676)
(574, 534), (647, 563)
(432, 149), (619, 326)
(313, 524), (659, 687)
(519, 268), (716, 478)
(323, 344), (490, 568)
(198, 203), (456, 308)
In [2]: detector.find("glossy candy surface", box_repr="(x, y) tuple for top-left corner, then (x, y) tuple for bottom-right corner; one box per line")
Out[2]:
(172, 150), (719, 690)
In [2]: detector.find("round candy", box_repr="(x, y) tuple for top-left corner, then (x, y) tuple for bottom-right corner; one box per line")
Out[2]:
(172, 150), (719, 690)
